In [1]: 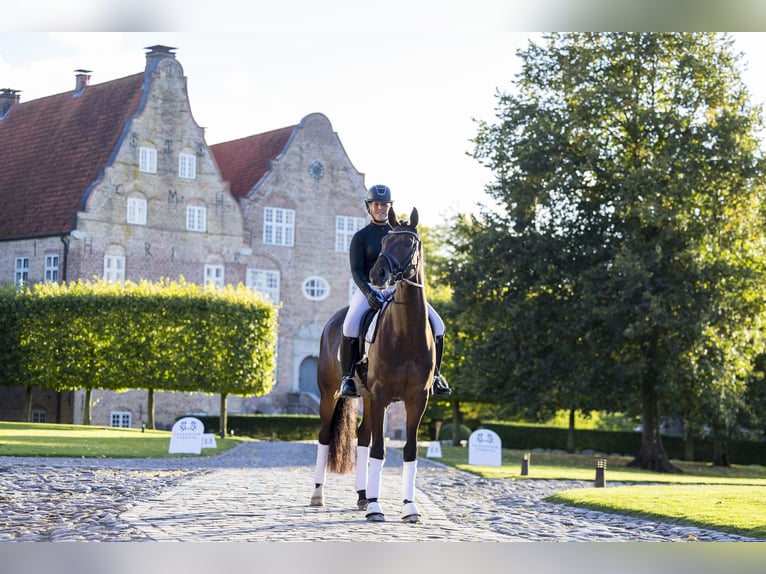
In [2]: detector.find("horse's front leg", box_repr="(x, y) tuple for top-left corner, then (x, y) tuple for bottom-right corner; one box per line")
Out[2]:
(400, 391), (429, 522)
(365, 395), (388, 522)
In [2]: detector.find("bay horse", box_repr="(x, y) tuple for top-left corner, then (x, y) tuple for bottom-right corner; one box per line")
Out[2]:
(310, 207), (434, 522)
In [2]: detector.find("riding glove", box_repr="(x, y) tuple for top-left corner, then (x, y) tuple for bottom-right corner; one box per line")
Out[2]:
(366, 288), (385, 310)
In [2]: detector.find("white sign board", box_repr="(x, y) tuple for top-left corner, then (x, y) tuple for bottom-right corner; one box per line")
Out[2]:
(168, 417), (204, 454)
(202, 433), (217, 449)
(426, 440), (442, 458)
(468, 429), (502, 466)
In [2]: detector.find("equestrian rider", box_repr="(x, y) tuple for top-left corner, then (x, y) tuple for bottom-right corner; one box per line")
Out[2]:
(339, 184), (452, 398)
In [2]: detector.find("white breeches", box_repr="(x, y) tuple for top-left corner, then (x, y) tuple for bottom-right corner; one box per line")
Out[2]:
(342, 286), (445, 337)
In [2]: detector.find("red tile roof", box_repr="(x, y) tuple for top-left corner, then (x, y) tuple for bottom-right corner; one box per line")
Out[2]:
(210, 125), (296, 198)
(0, 73), (146, 239)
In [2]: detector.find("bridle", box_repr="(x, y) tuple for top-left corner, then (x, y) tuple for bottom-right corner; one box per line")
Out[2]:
(378, 229), (424, 288)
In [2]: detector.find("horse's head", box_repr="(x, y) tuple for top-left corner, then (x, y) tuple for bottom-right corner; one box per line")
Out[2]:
(370, 207), (423, 289)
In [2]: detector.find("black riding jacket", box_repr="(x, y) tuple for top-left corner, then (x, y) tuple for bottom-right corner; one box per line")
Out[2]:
(349, 221), (391, 295)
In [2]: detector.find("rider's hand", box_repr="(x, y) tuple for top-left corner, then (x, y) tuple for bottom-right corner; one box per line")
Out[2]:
(366, 288), (385, 310)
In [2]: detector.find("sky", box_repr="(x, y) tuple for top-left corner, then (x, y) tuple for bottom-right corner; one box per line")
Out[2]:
(3, 17), (766, 227)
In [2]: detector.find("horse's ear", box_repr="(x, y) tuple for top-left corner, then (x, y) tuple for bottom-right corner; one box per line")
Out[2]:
(410, 208), (418, 228)
(388, 207), (398, 227)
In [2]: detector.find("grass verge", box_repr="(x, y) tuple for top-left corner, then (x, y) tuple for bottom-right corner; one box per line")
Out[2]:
(421, 443), (766, 539)
(0, 421), (243, 458)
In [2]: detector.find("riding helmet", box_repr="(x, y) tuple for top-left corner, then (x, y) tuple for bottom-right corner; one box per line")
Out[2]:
(365, 184), (393, 204)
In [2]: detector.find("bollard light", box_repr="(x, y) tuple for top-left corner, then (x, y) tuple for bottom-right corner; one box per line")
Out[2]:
(595, 458), (607, 487)
(521, 452), (530, 476)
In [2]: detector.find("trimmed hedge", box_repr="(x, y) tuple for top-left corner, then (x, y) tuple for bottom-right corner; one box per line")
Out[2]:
(193, 414), (321, 441)
(482, 421), (766, 466)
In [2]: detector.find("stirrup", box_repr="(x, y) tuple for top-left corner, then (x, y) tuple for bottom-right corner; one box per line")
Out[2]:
(432, 373), (451, 396)
(340, 375), (359, 398)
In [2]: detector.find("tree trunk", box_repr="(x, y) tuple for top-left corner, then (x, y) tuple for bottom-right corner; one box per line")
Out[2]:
(219, 392), (228, 438)
(712, 427), (729, 467)
(629, 376), (678, 472)
(566, 408), (576, 452)
(451, 399), (461, 446)
(146, 388), (155, 430)
(83, 388), (92, 425)
(23, 385), (33, 422)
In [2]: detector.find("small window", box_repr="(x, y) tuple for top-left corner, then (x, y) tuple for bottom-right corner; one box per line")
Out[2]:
(104, 255), (125, 284)
(14, 257), (29, 287)
(186, 205), (207, 232)
(179, 152), (197, 179)
(303, 276), (330, 301)
(44, 255), (59, 283)
(110, 411), (132, 428)
(336, 216), (366, 252)
(139, 146), (157, 174)
(263, 207), (295, 246)
(127, 196), (147, 225)
(205, 264), (224, 288)
(349, 278), (358, 303)
(32, 409), (47, 423)
(247, 268), (280, 304)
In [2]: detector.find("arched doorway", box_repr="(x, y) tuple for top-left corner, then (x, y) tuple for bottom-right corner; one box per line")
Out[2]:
(298, 356), (319, 395)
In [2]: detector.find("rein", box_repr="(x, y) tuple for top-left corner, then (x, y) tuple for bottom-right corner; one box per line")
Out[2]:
(379, 230), (424, 288)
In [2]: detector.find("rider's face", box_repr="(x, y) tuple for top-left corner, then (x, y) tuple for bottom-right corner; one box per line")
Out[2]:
(369, 202), (392, 223)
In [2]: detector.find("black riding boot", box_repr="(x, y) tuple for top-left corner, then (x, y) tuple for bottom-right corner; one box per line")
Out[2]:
(432, 335), (452, 396)
(339, 336), (360, 398)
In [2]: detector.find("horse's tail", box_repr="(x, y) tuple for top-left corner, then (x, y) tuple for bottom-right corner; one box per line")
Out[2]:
(327, 398), (357, 474)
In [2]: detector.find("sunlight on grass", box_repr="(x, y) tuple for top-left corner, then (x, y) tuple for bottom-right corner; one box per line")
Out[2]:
(0, 421), (244, 458)
(547, 484), (766, 539)
(421, 443), (766, 540)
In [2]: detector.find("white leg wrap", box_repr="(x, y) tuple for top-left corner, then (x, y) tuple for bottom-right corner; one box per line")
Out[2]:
(313, 443), (329, 485)
(355, 446), (370, 491)
(401, 460), (417, 502)
(367, 457), (384, 500)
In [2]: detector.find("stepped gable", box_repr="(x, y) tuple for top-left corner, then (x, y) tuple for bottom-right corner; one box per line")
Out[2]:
(209, 125), (296, 199)
(0, 73), (145, 240)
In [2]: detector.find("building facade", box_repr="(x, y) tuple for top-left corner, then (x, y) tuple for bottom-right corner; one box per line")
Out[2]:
(0, 45), (410, 432)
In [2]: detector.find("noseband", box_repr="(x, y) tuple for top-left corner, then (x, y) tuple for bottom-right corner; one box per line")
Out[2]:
(379, 230), (423, 288)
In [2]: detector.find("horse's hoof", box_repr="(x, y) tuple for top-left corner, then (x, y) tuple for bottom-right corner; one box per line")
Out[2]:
(365, 501), (385, 521)
(357, 499), (369, 511)
(401, 501), (421, 523)
(310, 486), (324, 507)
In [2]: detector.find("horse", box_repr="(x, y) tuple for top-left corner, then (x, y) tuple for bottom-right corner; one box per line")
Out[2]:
(310, 207), (435, 523)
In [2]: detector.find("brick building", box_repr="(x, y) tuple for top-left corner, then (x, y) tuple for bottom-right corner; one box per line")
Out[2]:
(0, 45), (407, 433)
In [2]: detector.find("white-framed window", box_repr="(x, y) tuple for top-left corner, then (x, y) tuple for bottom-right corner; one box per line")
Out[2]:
(349, 278), (359, 303)
(336, 215), (365, 252)
(104, 254), (126, 284)
(302, 276), (330, 301)
(186, 205), (207, 232)
(178, 152), (197, 179)
(110, 411), (132, 428)
(32, 409), (47, 423)
(127, 196), (148, 225)
(204, 264), (225, 288)
(14, 257), (29, 287)
(139, 146), (157, 174)
(246, 268), (280, 304)
(45, 254), (59, 283)
(263, 207), (295, 246)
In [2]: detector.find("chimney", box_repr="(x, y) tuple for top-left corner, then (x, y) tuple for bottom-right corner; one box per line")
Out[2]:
(145, 45), (177, 69)
(74, 69), (91, 93)
(0, 88), (21, 117)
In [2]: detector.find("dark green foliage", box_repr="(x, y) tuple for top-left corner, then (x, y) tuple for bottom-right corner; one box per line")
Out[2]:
(453, 33), (766, 470)
(192, 414), (322, 441)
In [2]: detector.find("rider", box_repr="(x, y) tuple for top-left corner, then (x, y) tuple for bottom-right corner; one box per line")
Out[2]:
(339, 184), (452, 398)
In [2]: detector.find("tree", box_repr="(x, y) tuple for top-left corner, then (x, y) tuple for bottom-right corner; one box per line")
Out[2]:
(460, 33), (766, 470)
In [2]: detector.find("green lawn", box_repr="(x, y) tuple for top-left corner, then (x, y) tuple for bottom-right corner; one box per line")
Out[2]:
(0, 421), (243, 458)
(421, 444), (766, 539)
